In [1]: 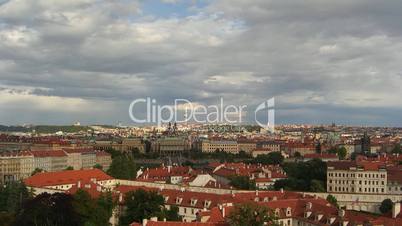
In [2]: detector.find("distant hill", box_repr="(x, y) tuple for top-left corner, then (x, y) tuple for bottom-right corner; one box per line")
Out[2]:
(0, 125), (30, 133)
(0, 125), (93, 134)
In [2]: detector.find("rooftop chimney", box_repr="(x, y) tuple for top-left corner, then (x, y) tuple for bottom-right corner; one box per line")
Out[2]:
(338, 209), (345, 218)
(150, 217), (158, 222)
(392, 202), (401, 218)
(222, 206), (225, 218)
(119, 193), (123, 203)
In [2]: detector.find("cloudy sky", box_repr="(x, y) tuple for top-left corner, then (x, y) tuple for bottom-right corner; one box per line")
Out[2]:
(0, 0), (402, 126)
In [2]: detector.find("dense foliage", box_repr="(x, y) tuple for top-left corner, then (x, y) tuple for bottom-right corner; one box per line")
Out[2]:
(188, 150), (252, 162)
(106, 149), (137, 179)
(274, 159), (327, 192)
(229, 175), (256, 190)
(119, 189), (180, 225)
(227, 202), (278, 226)
(11, 189), (115, 226)
(328, 147), (347, 160)
(73, 190), (115, 226)
(249, 152), (284, 165)
(0, 181), (31, 225)
(392, 144), (402, 154)
(379, 199), (393, 214)
(1, 181), (115, 226)
(14, 193), (81, 226)
(326, 194), (339, 208)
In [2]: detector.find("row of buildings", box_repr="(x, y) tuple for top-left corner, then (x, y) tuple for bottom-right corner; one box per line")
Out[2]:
(0, 148), (111, 183)
(23, 169), (402, 226)
(136, 162), (287, 190)
(327, 155), (402, 195)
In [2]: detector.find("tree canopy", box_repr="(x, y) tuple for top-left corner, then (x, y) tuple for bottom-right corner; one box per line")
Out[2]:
(107, 153), (137, 179)
(392, 144), (402, 154)
(229, 176), (256, 190)
(250, 152), (284, 165)
(119, 189), (180, 225)
(13, 193), (81, 226)
(227, 202), (278, 226)
(0, 181), (31, 214)
(274, 159), (327, 192)
(73, 189), (115, 226)
(379, 199), (393, 214)
(326, 195), (339, 208)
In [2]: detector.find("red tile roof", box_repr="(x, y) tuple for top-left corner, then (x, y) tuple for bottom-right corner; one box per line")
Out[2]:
(95, 151), (111, 157)
(63, 148), (94, 154)
(0, 150), (33, 157)
(31, 150), (67, 157)
(24, 169), (113, 187)
(304, 153), (338, 159)
(66, 180), (104, 198)
(146, 222), (227, 226)
(138, 166), (193, 181)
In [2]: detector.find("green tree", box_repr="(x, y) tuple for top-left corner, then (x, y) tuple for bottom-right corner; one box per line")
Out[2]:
(107, 154), (137, 179)
(275, 159), (327, 192)
(310, 179), (325, 192)
(315, 142), (322, 154)
(326, 195), (339, 208)
(13, 193), (81, 226)
(160, 205), (181, 221)
(350, 152), (357, 160)
(229, 176), (256, 190)
(93, 164), (103, 170)
(227, 202), (278, 226)
(0, 181), (31, 214)
(72, 189), (115, 226)
(65, 166), (74, 170)
(96, 191), (115, 219)
(30, 168), (43, 176)
(119, 189), (167, 225)
(337, 147), (347, 160)
(252, 152), (284, 165)
(392, 144), (402, 154)
(73, 189), (93, 224)
(379, 199), (393, 214)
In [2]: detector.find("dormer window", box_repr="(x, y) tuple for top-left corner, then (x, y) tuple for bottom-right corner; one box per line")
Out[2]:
(304, 211), (312, 218)
(286, 207), (292, 217)
(274, 208), (280, 217)
(315, 213), (323, 221)
(204, 200), (211, 208)
(190, 198), (198, 206)
(164, 196), (169, 202)
(175, 197), (183, 204)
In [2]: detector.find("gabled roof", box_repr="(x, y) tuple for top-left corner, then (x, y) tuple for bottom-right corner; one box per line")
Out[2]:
(24, 169), (113, 187)
(31, 150), (67, 157)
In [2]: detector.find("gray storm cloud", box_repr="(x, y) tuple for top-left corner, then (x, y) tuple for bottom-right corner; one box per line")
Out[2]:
(0, 0), (401, 126)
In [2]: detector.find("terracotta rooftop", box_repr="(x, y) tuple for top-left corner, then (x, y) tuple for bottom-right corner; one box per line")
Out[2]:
(24, 169), (113, 187)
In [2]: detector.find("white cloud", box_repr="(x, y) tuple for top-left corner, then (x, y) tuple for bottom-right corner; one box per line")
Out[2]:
(0, 26), (39, 47)
(0, 0), (402, 125)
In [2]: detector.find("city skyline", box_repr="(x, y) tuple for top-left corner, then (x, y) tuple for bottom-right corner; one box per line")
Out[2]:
(1, 0), (402, 126)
